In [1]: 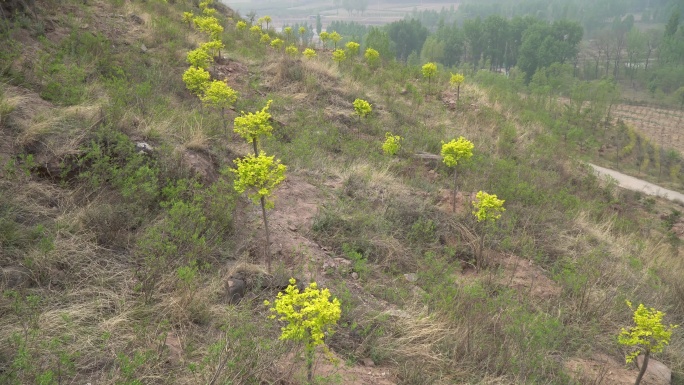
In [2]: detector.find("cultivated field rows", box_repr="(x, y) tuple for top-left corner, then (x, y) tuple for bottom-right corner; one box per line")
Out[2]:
(613, 104), (684, 154)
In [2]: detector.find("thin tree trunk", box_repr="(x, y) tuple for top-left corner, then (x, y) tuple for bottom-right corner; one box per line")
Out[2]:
(260, 196), (271, 273)
(221, 107), (226, 131)
(452, 169), (458, 212)
(457, 85), (460, 101)
(306, 346), (314, 384)
(635, 351), (649, 385)
(252, 138), (259, 156)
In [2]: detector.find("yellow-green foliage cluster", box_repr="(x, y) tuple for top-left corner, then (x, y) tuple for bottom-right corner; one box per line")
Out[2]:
(250, 25), (262, 35)
(440, 137), (474, 167)
(236, 20), (247, 31)
(201, 80), (238, 110)
(260, 33), (271, 44)
(233, 100), (274, 143)
(181, 0), (238, 118)
(353, 98), (372, 119)
(450, 73), (465, 87)
(472, 191), (505, 222)
(303, 48), (317, 59)
(231, 154), (286, 209)
(365, 48), (380, 66)
(345, 41), (360, 57)
(265, 278), (341, 349)
(332, 49), (346, 64)
(382, 132), (402, 156)
(182, 67), (211, 95)
(422, 62), (438, 81)
(622, 125), (637, 156)
(618, 301), (678, 363)
(270, 38), (284, 50)
(187, 47), (212, 69)
(319, 31), (330, 47)
(329, 31), (342, 49)
(285, 44), (298, 56)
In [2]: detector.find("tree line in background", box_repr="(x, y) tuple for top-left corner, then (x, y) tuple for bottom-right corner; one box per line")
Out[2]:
(324, 2), (684, 106)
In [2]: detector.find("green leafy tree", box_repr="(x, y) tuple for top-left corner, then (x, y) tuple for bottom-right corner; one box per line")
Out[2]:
(329, 31), (342, 50)
(187, 48), (212, 70)
(319, 31), (330, 48)
(422, 62), (438, 92)
(201, 80), (238, 129)
(193, 16), (223, 40)
(263, 15), (272, 30)
(285, 44), (298, 56)
(231, 153), (286, 272)
(270, 38), (284, 50)
(299, 26), (306, 45)
(236, 20), (247, 32)
(303, 48), (317, 59)
(441, 137), (474, 212)
(449, 73), (465, 101)
(182, 12), (194, 28)
(618, 301), (678, 385)
(316, 14), (322, 35)
(250, 25), (262, 36)
(332, 49), (346, 65)
(364, 48), (380, 68)
(200, 40), (225, 60)
(260, 33), (271, 45)
(233, 100), (274, 155)
(471, 191), (505, 269)
(675, 86), (684, 110)
(264, 278), (341, 384)
(353, 98), (372, 120)
(182, 67), (210, 96)
(284, 26), (294, 43)
(382, 132), (402, 156)
(345, 41), (360, 58)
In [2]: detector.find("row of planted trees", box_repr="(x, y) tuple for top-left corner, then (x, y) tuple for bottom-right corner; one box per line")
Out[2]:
(182, 2), (287, 273)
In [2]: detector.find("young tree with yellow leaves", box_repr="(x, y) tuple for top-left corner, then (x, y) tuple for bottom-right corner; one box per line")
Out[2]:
(618, 301), (678, 385)
(233, 100), (274, 156)
(200, 80), (238, 129)
(471, 191), (505, 269)
(441, 137), (474, 212)
(231, 153), (286, 272)
(265, 278), (341, 383)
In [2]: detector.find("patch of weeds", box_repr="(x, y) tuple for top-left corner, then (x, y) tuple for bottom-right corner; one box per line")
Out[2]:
(342, 243), (369, 278)
(39, 62), (87, 106)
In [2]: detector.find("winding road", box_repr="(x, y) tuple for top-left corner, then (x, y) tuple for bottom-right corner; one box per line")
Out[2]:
(588, 163), (684, 203)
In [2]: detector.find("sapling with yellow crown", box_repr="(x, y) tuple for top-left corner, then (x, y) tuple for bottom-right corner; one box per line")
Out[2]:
(471, 191), (505, 269)
(265, 278), (341, 384)
(618, 301), (678, 385)
(441, 137), (474, 212)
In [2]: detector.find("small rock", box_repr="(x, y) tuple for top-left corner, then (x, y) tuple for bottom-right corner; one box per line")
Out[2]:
(225, 278), (245, 304)
(136, 142), (154, 154)
(288, 224), (297, 232)
(362, 357), (375, 367)
(140, 43), (147, 53)
(404, 273), (418, 283)
(351, 272), (359, 280)
(636, 355), (671, 385)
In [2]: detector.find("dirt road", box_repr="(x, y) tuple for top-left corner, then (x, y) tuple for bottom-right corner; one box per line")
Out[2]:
(588, 163), (684, 203)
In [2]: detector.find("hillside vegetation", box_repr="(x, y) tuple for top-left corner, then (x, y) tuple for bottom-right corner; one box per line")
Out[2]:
(0, 0), (683, 384)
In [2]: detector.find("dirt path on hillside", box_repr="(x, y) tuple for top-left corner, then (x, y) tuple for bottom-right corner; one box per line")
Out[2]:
(589, 163), (684, 202)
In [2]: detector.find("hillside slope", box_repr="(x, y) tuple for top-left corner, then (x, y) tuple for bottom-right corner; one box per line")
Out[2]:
(1, 0), (683, 384)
